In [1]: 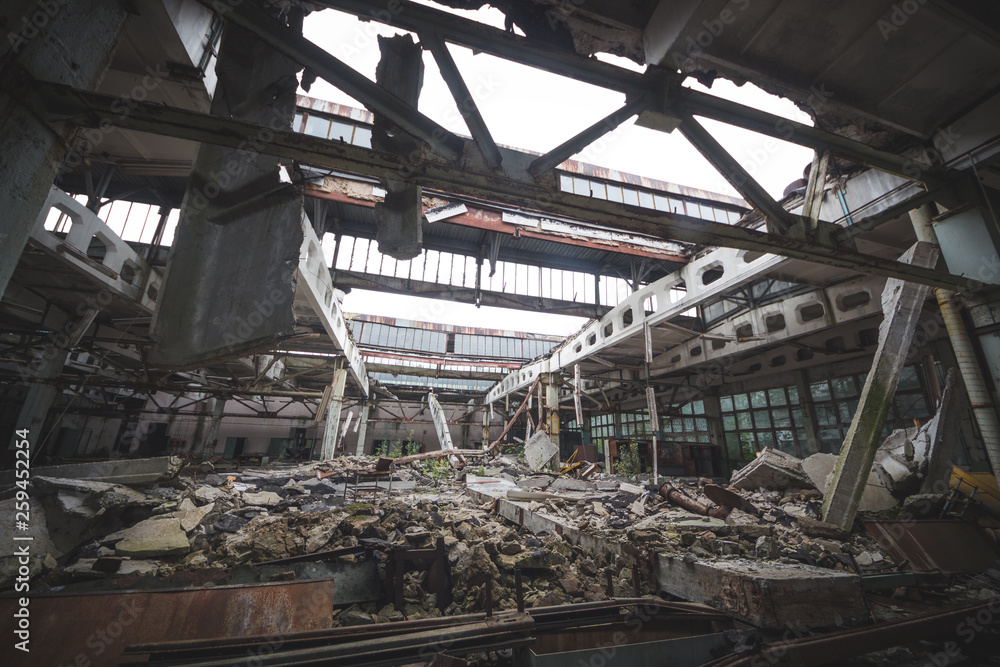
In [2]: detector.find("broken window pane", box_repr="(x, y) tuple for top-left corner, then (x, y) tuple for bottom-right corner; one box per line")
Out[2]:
(810, 382), (831, 401)
(768, 388), (787, 406)
(831, 377), (857, 399)
(898, 365), (921, 390)
(773, 408), (791, 428)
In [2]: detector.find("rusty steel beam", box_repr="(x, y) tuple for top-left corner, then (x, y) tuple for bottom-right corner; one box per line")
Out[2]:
(699, 599), (1000, 667)
(0, 579), (336, 667)
(31, 81), (991, 293)
(658, 483), (729, 518)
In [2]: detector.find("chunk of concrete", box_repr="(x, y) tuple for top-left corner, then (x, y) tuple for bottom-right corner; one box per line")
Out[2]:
(731, 448), (815, 491)
(193, 486), (229, 504)
(0, 456), (183, 488)
(176, 502), (215, 533)
(243, 491), (281, 507)
(115, 518), (191, 558)
(803, 453), (897, 512)
(658, 555), (867, 629)
(524, 432), (559, 471)
(549, 478), (596, 492)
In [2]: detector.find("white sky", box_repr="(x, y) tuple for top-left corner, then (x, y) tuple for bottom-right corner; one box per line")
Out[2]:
(302, 4), (815, 336)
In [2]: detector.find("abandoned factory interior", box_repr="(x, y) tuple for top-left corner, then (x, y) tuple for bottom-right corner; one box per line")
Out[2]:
(6, 0), (1000, 665)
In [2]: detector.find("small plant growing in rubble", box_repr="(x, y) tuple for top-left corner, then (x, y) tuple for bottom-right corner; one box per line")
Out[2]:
(404, 431), (420, 457)
(423, 458), (450, 482)
(615, 441), (642, 481)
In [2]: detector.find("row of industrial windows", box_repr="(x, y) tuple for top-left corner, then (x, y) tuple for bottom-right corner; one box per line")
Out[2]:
(294, 112), (373, 148)
(332, 234), (639, 308)
(44, 196), (180, 247)
(577, 366), (931, 463)
(352, 321), (556, 360)
(558, 173), (745, 225)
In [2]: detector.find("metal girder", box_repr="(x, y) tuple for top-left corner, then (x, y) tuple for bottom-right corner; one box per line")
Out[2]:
(679, 88), (954, 186)
(528, 93), (652, 179)
(33, 81), (988, 293)
(334, 269), (610, 318)
(420, 30), (502, 170)
(200, 0), (463, 161)
(315, 0), (957, 188)
(677, 111), (795, 233)
(834, 187), (941, 243)
(314, 0), (650, 95)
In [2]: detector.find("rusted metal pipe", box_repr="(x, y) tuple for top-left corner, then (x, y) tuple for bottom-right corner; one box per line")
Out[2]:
(910, 204), (1000, 489)
(658, 483), (729, 518)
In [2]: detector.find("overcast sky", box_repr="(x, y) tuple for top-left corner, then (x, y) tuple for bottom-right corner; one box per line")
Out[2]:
(302, 4), (814, 336)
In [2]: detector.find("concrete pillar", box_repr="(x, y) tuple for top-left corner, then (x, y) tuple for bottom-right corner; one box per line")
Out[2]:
(372, 35), (423, 259)
(546, 376), (560, 468)
(911, 204), (1000, 487)
(149, 22), (303, 366)
(199, 398), (226, 459)
(15, 345), (69, 457)
(822, 242), (939, 530)
(0, 1), (130, 299)
(794, 370), (822, 456)
(320, 370), (348, 460)
(354, 402), (371, 456)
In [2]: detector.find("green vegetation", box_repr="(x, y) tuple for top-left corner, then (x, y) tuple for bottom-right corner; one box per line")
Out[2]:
(422, 457), (451, 481)
(615, 441), (642, 481)
(375, 430), (419, 459)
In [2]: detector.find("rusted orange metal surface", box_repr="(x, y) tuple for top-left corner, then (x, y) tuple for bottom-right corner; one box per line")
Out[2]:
(1, 578), (335, 667)
(864, 519), (1000, 573)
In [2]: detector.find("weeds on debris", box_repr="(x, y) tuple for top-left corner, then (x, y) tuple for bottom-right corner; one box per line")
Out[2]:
(615, 441), (642, 481)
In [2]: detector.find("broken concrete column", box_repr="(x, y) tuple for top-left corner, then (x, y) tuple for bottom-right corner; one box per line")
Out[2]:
(372, 35), (424, 260)
(920, 369), (961, 493)
(0, 1), (130, 299)
(150, 21), (303, 367)
(15, 343), (70, 457)
(354, 402), (372, 456)
(198, 398), (226, 459)
(822, 242), (939, 530)
(320, 369), (347, 460)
